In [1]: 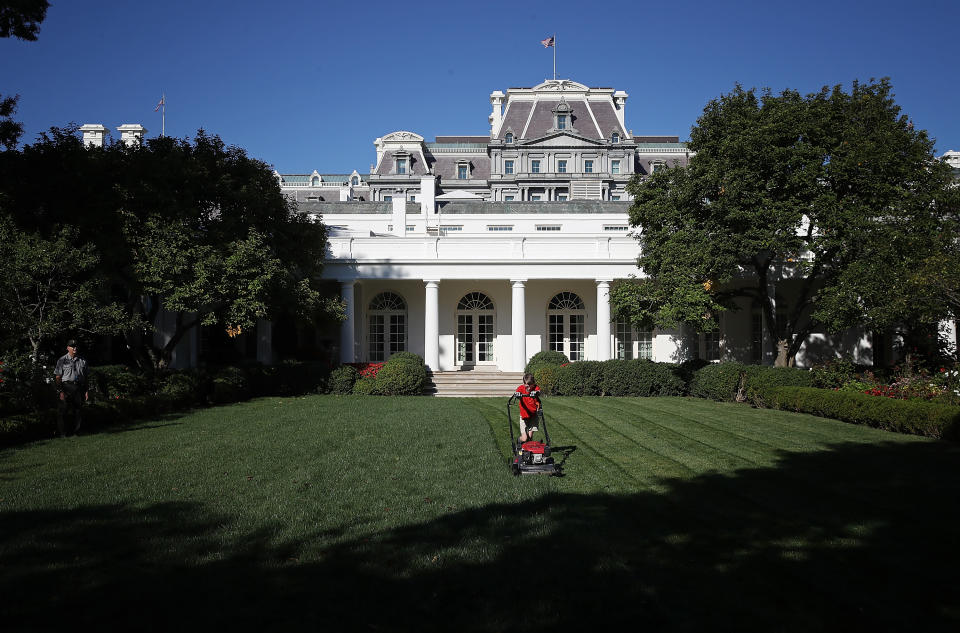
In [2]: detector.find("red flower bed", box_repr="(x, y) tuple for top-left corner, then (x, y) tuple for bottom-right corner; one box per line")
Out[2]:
(345, 362), (386, 378)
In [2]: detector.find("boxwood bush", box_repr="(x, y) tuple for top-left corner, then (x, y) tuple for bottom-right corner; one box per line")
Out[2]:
(554, 361), (604, 396)
(689, 362), (746, 401)
(601, 359), (686, 397)
(530, 362), (562, 395)
(210, 366), (249, 404)
(741, 365), (814, 406)
(373, 354), (427, 395)
(524, 350), (568, 374)
(766, 386), (960, 441)
(328, 365), (359, 395)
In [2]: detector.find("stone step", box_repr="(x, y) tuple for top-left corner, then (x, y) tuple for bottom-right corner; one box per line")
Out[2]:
(424, 371), (526, 397)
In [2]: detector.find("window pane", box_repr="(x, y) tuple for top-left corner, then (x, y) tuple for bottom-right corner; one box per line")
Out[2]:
(396, 159), (406, 174)
(458, 315), (474, 363)
(585, 160), (593, 173)
(557, 115), (566, 130)
(458, 166), (467, 179)
(504, 195), (514, 201)
(558, 160), (566, 173)
(612, 160), (620, 174)
(369, 315), (384, 361)
(505, 160), (514, 175)
(638, 331), (653, 360)
(532, 160), (540, 173)
(477, 315), (494, 362)
(548, 315), (564, 353)
(569, 315), (585, 361)
(389, 314), (406, 355)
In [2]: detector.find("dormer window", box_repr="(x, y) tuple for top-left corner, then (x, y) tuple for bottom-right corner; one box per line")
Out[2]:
(310, 176), (320, 186)
(552, 100), (576, 133)
(505, 132), (514, 143)
(351, 176), (359, 186)
(457, 161), (470, 179)
(611, 132), (620, 144)
(396, 158), (407, 174)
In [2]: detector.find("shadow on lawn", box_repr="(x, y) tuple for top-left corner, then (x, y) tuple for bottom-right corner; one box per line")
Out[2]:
(2, 440), (958, 632)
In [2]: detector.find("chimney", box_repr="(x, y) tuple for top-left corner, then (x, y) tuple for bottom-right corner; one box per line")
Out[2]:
(489, 90), (505, 137)
(80, 124), (108, 148)
(116, 124), (147, 147)
(613, 90), (628, 130)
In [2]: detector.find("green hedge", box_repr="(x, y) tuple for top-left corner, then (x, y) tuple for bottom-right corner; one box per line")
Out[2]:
(766, 386), (960, 441)
(329, 366), (359, 395)
(0, 360), (333, 447)
(600, 359), (686, 397)
(554, 361), (604, 396)
(530, 362), (562, 395)
(689, 363), (813, 403)
(524, 350), (568, 374)
(371, 355), (427, 395)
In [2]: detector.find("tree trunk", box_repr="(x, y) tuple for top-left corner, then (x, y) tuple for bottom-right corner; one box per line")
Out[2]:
(775, 338), (791, 367)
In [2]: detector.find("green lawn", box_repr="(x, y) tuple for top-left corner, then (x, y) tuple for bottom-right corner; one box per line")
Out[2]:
(1, 396), (958, 632)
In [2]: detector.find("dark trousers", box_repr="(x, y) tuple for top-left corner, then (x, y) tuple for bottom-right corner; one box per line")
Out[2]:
(57, 382), (83, 436)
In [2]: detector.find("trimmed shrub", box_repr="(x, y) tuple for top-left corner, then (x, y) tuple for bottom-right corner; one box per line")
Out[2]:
(328, 366), (359, 394)
(90, 365), (153, 399)
(554, 361), (604, 396)
(530, 362), (561, 395)
(210, 366), (248, 404)
(741, 365), (814, 406)
(157, 370), (207, 408)
(352, 376), (377, 395)
(374, 355), (427, 395)
(689, 362), (745, 401)
(600, 360), (686, 397)
(387, 351), (424, 365)
(766, 386), (960, 441)
(524, 351), (568, 374)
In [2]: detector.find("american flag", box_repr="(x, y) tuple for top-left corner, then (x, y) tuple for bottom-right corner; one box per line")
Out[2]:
(541, 36), (554, 48)
(154, 95), (165, 112)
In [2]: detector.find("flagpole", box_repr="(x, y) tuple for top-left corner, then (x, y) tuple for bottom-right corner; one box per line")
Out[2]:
(162, 92), (165, 137)
(553, 34), (557, 80)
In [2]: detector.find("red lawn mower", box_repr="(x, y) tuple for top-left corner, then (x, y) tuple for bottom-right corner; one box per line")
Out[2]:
(507, 391), (561, 476)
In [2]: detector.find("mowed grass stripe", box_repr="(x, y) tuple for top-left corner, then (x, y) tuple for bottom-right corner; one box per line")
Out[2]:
(544, 399), (701, 483)
(589, 397), (784, 467)
(637, 395), (897, 447)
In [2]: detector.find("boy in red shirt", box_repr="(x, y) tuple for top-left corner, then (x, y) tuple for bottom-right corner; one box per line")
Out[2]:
(516, 372), (542, 444)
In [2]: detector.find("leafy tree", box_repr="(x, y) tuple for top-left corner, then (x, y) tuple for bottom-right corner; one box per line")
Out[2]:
(0, 0), (49, 40)
(0, 219), (133, 362)
(618, 79), (957, 366)
(0, 128), (342, 369)
(0, 1), (50, 149)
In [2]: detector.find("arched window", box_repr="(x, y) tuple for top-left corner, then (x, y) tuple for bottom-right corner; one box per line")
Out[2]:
(505, 132), (514, 144)
(456, 292), (495, 364)
(368, 292), (407, 361)
(352, 176), (359, 186)
(611, 132), (620, 144)
(547, 292), (586, 361)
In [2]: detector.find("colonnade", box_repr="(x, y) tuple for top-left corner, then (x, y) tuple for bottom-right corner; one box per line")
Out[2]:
(338, 278), (613, 372)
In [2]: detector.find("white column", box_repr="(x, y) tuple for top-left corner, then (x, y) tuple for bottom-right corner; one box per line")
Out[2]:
(596, 280), (612, 361)
(511, 280), (527, 372)
(340, 280), (356, 363)
(424, 280), (440, 371)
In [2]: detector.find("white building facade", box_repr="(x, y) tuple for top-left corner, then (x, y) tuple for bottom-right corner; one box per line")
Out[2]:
(277, 79), (956, 372)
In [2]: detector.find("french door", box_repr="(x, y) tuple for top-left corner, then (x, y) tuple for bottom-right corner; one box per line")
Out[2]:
(456, 292), (495, 366)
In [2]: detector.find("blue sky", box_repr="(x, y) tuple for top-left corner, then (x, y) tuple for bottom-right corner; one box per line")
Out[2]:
(2, 0), (957, 174)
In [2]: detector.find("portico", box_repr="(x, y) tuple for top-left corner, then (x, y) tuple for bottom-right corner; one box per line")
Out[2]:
(333, 265), (626, 372)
